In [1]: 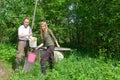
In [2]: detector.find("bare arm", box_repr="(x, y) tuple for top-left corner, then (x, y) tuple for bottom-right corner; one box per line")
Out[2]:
(49, 29), (60, 47)
(18, 33), (32, 38)
(18, 26), (32, 38)
(37, 43), (44, 48)
(35, 43), (44, 50)
(55, 40), (60, 47)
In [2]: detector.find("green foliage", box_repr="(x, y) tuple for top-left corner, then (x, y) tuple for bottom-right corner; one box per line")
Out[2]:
(67, 0), (120, 60)
(0, 0), (43, 43)
(0, 0), (120, 59)
(0, 44), (17, 62)
(0, 45), (120, 80)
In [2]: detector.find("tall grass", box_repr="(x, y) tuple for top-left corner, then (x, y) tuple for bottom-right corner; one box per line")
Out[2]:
(0, 44), (120, 80)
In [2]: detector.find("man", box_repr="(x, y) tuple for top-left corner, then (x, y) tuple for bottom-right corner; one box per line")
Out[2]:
(15, 18), (32, 71)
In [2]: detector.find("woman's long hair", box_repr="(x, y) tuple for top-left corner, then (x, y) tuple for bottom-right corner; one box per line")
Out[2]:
(40, 22), (48, 39)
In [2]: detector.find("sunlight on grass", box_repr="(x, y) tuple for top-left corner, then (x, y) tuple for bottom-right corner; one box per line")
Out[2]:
(1, 44), (120, 80)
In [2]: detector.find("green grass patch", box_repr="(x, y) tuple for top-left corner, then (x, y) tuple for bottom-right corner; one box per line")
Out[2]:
(0, 44), (120, 80)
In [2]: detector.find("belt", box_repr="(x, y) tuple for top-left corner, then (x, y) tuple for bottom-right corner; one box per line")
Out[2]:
(19, 39), (29, 41)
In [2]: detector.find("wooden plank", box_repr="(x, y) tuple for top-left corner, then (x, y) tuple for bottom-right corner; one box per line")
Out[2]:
(54, 47), (71, 51)
(39, 47), (72, 51)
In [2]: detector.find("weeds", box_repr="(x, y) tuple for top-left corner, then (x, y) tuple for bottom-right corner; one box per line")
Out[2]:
(0, 44), (120, 80)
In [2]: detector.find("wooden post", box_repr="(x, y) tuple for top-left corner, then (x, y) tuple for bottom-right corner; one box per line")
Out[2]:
(31, 0), (38, 30)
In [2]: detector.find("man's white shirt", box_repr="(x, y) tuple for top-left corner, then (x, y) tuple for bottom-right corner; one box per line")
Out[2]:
(18, 25), (32, 40)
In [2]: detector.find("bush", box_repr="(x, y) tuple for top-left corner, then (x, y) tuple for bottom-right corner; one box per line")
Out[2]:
(0, 44), (17, 62)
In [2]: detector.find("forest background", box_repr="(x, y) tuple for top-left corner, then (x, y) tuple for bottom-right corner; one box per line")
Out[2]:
(0, 0), (120, 60)
(0, 0), (120, 79)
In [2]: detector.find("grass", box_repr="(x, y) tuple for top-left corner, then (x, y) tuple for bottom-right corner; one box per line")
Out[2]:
(0, 44), (120, 80)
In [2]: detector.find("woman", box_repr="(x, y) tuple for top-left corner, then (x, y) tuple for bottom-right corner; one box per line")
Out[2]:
(36, 22), (60, 75)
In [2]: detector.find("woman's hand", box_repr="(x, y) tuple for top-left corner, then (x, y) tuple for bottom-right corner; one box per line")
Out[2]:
(55, 40), (60, 48)
(35, 43), (44, 50)
(35, 46), (39, 50)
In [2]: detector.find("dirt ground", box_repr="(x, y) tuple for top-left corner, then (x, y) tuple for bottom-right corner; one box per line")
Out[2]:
(0, 61), (12, 80)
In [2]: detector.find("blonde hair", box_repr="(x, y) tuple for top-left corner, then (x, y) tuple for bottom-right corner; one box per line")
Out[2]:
(40, 22), (49, 38)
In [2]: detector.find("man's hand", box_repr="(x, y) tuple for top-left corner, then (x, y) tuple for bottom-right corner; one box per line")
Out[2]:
(19, 33), (32, 38)
(28, 33), (32, 37)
